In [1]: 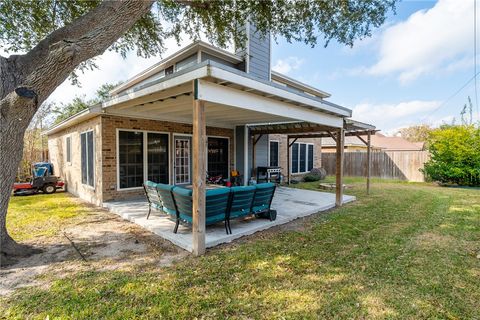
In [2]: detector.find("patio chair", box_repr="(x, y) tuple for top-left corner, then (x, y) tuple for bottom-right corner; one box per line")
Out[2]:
(172, 187), (231, 234)
(155, 183), (177, 217)
(227, 185), (256, 234)
(251, 183), (277, 221)
(143, 181), (163, 219)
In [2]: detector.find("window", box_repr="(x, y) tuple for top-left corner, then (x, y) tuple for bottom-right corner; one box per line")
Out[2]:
(165, 65), (174, 75)
(66, 136), (71, 163)
(118, 130), (169, 189)
(119, 131), (144, 189)
(290, 142), (314, 174)
(207, 137), (229, 178)
(80, 131), (94, 186)
(308, 144), (314, 171)
(269, 141), (279, 167)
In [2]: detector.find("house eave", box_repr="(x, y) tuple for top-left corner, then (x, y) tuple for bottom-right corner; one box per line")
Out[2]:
(271, 71), (331, 98)
(102, 61), (352, 119)
(44, 104), (102, 136)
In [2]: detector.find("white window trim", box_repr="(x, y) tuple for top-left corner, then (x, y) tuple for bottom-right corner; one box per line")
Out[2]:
(290, 142), (314, 174)
(116, 129), (171, 191)
(65, 135), (72, 165)
(80, 129), (95, 189)
(268, 139), (279, 167)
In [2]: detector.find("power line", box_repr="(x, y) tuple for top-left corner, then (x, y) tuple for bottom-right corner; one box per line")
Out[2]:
(475, 0), (479, 121)
(420, 69), (480, 124)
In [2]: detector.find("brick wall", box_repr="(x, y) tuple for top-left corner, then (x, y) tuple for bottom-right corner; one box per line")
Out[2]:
(101, 115), (234, 202)
(47, 116), (103, 205)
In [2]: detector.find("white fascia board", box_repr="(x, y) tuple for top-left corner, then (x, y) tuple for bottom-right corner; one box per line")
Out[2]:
(271, 71), (331, 98)
(103, 66), (208, 109)
(209, 66), (351, 117)
(197, 79), (343, 128)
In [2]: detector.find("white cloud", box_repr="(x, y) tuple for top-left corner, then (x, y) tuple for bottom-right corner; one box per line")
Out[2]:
(272, 56), (304, 74)
(367, 0), (474, 83)
(352, 100), (441, 133)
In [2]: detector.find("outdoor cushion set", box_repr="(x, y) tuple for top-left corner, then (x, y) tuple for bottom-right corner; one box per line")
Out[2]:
(143, 181), (277, 234)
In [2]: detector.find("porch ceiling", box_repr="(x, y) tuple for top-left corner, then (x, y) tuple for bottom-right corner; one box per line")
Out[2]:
(104, 93), (300, 128)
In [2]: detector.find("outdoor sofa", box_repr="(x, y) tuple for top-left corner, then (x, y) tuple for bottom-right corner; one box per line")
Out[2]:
(143, 181), (277, 234)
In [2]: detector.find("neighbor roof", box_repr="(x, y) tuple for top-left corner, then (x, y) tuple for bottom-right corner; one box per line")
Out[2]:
(322, 133), (425, 151)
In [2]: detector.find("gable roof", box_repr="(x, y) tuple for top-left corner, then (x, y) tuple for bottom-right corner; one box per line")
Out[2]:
(110, 41), (243, 95)
(322, 133), (424, 151)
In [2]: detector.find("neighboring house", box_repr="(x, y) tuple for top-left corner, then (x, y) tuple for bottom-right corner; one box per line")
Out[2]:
(46, 23), (370, 206)
(321, 133), (424, 152)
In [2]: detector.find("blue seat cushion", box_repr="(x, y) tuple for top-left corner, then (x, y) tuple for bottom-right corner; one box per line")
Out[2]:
(179, 213), (226, 225)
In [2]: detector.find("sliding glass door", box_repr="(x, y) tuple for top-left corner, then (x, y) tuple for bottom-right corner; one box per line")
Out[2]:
(118, 130), (169, 189)
(207, 137), (229, 178)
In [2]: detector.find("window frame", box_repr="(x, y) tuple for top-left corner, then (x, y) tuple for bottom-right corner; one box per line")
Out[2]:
(206, 136), (230, 179)
(80, 130), (95, 188)
(116, 129), (171, 191)
(65, 135), (72, 164)
(268, 140), (279, 167)
(290, 142), (314, 174)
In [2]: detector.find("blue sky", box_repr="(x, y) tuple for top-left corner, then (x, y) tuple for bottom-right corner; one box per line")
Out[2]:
(49, 0), (478, 135)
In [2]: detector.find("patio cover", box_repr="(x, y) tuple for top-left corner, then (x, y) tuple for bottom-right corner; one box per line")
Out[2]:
(95, 60), (371, 256)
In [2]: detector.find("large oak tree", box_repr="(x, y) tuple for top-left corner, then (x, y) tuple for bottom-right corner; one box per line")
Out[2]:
(0, 0), (396, 257)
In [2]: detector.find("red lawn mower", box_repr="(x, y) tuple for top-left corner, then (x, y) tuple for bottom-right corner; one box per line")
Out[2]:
(13, 162), (65, 196)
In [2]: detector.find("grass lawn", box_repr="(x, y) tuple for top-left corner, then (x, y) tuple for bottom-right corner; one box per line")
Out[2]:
(2, 178), (480, 319)
(6, 192), (91, 242)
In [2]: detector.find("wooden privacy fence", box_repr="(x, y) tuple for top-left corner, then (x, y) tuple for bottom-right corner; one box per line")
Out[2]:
(321, 151), (430, 182)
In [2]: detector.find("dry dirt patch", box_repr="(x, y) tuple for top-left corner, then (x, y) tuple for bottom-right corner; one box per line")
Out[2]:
(0, 207), (187, 296)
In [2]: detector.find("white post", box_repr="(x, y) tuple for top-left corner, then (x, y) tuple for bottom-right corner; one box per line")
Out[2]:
(243, 125), (249, 186)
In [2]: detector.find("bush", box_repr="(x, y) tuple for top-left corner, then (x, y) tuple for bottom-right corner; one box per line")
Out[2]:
(423, 125), (480, 186)
(309, 167), (327, 180)
(303, 174), (321, 182)
(303, 168), (327, 182)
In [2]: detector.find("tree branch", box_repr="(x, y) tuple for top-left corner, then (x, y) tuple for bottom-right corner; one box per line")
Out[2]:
(11, 0), (154, 108)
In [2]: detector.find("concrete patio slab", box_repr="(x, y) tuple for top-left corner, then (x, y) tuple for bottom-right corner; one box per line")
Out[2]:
(103, 187), (355, 252)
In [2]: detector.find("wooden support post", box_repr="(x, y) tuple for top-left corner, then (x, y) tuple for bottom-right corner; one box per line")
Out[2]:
(287, 136), (290, 185)
(252, 134), (256, 180)
(192, 93), (206, 256)
(366, 131), (371, 194)
(335, 128), (345, 207)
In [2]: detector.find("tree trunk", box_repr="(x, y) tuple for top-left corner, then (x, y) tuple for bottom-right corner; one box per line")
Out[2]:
(0, 0), (154, 257)
(0, 109), (35, 257)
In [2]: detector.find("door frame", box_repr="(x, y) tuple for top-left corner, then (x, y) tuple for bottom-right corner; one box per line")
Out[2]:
(173, 134), (193, 185)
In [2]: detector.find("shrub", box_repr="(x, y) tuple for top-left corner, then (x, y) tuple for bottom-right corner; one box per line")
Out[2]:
(309, 167), (327, 180)
(303, 174), (321, 182)
(303, 168), (327, 182)
(422, 125), (480, 186)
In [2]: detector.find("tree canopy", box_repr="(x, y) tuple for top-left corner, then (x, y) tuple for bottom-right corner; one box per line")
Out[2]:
(397, 124), (431, 143)
(1, 0), (396, 58)
(51, 82), (123, 124)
